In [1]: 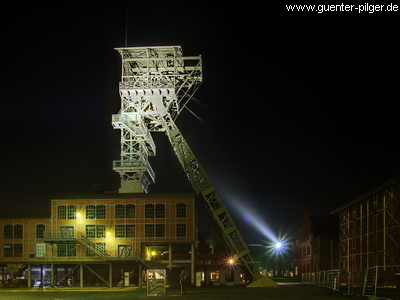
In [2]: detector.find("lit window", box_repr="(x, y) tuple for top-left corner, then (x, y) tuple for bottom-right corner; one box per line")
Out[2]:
(67, 205), (76, 219)
(210, 271), (220, 281)
(86, 225), (96, 238)
(36, 243), (46, 258)
(57, 205), (66, 219)
(86, 205), (95, 219)
(96, 205), (106, 219)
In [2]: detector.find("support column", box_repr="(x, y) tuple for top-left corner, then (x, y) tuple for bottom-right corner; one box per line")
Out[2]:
(109, 263), (113, 287)
(80, 263), (84, 287)
(191, 242), (195, 286)
(50, 262), (54, 287)
(40, 264), (44, 288)
(138, 263), (142, 287)
(169, 244), (172, 270)
(27, 263), (31, 288)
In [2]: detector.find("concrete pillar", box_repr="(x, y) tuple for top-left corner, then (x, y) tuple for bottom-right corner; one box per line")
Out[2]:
(138, 263), (142, 287)
(50, 262), (54, 287)
(80, 263), (84, 287)
(169, 244), (172, 270)
(27, 263), (31, 288)
(109, 263), (112, 287)
(191, 242), (195, 286)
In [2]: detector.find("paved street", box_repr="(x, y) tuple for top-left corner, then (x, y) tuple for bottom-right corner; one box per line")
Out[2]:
(0, 285), (366, 300)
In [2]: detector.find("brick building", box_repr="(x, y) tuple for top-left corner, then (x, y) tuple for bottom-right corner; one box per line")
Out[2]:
(330, 176), (400, 287)
(0, 193), (196, 287)
(293, 205), (339, 277)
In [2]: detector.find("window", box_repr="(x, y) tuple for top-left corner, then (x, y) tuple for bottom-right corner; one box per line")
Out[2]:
(36, 224), (45, 239)
(58, 205), (76, 220)
(14, 225), (23, 239)
(226, 269), (234, 282)
(210, 271), (220, 281)
(176, 203), (186, 218)
(36, 243), (46, 258)
(126, 224), (135, 238)
(126, 204), (135, 218)
(86, 205), (95, 219)
(4, 244), (12, 257)
(14, 244), (23, 257)
(57, 244), (76, 257)
(145, 224), (154, 237)
(116, 224), (136, 238)
(4, 225), (13, 239)
(118, 245), (133, 258)
(155, 224), (165, 237)
(155, 204), (165, 218)
(86, 225), (106, 238)
(86, 205), (106, 219)
(145, 204), (155, 218)
(96, 225), (106, 238)
(96, 205), (106, 219)
(115, 204), (135, 218)
(115, 204), (125, 219)
(86, 243), (106, 257)
(86, 225), (96, 238)
(4, 244), (23, 257)
(176, 224), (186, 237)
(67, 205), (76, 219)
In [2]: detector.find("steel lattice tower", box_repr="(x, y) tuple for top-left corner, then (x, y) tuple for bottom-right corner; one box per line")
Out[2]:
(112, 46), (260, 280)
(112, 46), (202, 193)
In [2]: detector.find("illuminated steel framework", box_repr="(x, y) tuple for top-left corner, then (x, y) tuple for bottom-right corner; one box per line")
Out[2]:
(112, 46), (260, 279)
(331, 176), (400, 285)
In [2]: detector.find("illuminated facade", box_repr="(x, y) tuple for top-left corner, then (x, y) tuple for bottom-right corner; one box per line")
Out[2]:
(0, 193), (196, 287)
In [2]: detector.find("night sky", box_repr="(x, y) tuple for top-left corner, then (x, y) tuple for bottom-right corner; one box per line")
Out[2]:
(1, 3), (399, 243)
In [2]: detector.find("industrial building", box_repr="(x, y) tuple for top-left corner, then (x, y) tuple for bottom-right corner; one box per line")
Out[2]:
(331, 176), (400, 295)
(0, 46), (252, 288)
(293, 205), (339, 277)
(0, 193), (197, 287)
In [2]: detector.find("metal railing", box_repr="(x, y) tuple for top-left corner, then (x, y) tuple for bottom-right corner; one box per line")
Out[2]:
(303, 266), (400, 299)
(302, 269), (340, 290)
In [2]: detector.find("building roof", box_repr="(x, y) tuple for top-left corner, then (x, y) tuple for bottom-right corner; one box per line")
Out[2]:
(50, 192), (196, 200)
(330, 175), (400, 214)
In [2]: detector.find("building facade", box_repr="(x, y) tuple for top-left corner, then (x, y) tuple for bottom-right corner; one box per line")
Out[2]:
(293, 205), (339, 277)
(0, 193), (196, 287)
(331, 176), (400, 286)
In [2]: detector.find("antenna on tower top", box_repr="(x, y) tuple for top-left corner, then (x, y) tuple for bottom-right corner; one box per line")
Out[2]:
(125, 10), (128, 47)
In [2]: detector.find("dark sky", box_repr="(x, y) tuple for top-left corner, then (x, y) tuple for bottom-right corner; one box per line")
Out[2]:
(1, 3), (399, 243)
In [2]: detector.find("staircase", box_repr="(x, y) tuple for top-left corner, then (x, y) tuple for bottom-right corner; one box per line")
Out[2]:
(43, 230), (108, 258)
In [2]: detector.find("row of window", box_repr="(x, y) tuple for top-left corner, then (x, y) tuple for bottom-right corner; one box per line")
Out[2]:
(57, 203), (187, 220)
(86, 224), (186, 238)
(2, 243), (106, 258)
(4, 224), (45, 240)
(3, 223), (187, 240)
